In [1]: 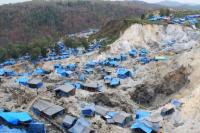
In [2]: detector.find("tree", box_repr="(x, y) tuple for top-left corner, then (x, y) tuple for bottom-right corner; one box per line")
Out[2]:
(141, 14), (145, 19)
(31, 47), (41, 60)
(0, 48), (6, 62)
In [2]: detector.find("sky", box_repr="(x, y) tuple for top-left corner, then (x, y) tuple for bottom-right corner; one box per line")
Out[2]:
(0, 0), (200, 5)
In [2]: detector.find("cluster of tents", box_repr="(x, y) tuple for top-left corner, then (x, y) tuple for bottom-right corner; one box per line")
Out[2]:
(149, 14), (200, 27)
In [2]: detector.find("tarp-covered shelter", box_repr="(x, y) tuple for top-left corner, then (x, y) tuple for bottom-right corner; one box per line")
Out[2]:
(105, 112), (133, 127)
(81, 82), (103, 92)
(16, 76), (29, 86)
(68, 117), (94, 133)
(33, 68), (46, 75)
(32, 100), (64, 118)
(139, 48), (148, 57)
(28, 79), (43, 89)
(139, 57), (151, 64)
(55, 84), (76, 97)
(117, 68), (132, 79)
(66, 63), (77, 71)
(0, 112), (32, 125)
(63, 115), (77, 130)
(129, 49), (137, 57)
(131, 110), (161, 133)
(82, 104), (95, 117)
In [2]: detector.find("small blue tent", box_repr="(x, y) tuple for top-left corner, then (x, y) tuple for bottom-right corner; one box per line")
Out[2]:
(16, 76), (29, 86)
(68, 117), (92, 133)
(54, 64), (62, 69)
(131, 110), (152, 133)
(84, 61), (96, 69)
(56, 68), (73, 77)
(129, 49), (137, 57)
(117, 68), (132, 79)
(0, 125), (26, 133)
(0, 112), (32, 125)
(110, 78), (120, 87)
(104, 75), (112, 84)
(33, 68), (45, 75)
(66, 63), (76, 71)
(139, 48), (148, 57)
(27, 120), (46, 133)
(79, 74), (86, 81)
(138, 57), (151, 64)
(82, 104), (95, 117)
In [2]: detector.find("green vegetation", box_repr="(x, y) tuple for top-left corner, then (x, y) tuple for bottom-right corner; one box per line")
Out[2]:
(0, 0), (155, 46)
(174, 10), (200, 18)
(159, 8), (170, 16)
(0, 37), (53, 62)
(63, 37), (89, 48)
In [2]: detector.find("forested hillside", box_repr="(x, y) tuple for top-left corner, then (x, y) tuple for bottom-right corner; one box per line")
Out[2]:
(0, 0), (158, 46)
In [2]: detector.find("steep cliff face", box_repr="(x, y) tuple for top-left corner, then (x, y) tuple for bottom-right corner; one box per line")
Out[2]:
(109, 24), (200, 54)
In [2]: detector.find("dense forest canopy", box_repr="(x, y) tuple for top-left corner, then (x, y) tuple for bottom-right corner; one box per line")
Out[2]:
(0, 0), (159, 46)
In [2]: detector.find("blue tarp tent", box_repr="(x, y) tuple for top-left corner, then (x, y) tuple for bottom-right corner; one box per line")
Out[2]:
(16, 76), (29, 86)
(84, 68), (94, 74)
(135, 110), (151, 120)
(131, 110), (152, 133)
(119, 53), (127, 61)
(0, 112), (32, 125)
(66, 63), (76, 71)
(27, 120), (46, 133)
(84, 61), (96, 69)
(104, 75), (112, 83)
(0, 69), (5, 76)
(129, 49), (137, 57)
(131, 120), (152, 133)
(68, 117), (91, 133)
(54, 64), (62, 69)
(3, 69), (16, 76)
(56, 68), (73, 77)
(138, 57), (151, 64)
(110, 78), (120, 87)
(82, 104), (95, 117)
(117, 68), (132, 79)
(104, 60), (118, 67)
(0, 125), (26, 133)
(139, 48), (148, 57)
(79, 74), (86, 81)
(73, 83), (82, 89)
(33, 68), (45, 75)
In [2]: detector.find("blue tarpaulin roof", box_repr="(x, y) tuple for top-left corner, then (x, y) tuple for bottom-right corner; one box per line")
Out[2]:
(117, 68), (132, 79)
(66, 63), (76, 71)
(68, 117), (91, 133)
(131, 120), (152, 133)
(139, 48), (148, 57)
(131, 110), (152, 133)
(16, 76), (29, 86)
(139, 57), (151, 64)
(33, 68), (45, 75)
(110, 78), (120, 86)
(129, 49), (137, 57)
(0, 125), (26, 133)
(82, 104), (95, 117)
(0, 112), (32, 125)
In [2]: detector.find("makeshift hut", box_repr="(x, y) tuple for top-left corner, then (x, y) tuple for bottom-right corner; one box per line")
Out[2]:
(28, 79), (43, 89)
(32, 100), (64, 118)
(81, 83), (102, 92)
(117, 68), (132, 79)
(55, 84), (76, 97)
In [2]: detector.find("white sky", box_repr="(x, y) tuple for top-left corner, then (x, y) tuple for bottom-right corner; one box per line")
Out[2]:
(143, 0), (200, 4)
(0, 0), (200, 5)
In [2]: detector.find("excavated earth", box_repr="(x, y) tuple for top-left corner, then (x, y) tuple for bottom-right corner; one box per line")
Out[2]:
(0, 24), (200, 133)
